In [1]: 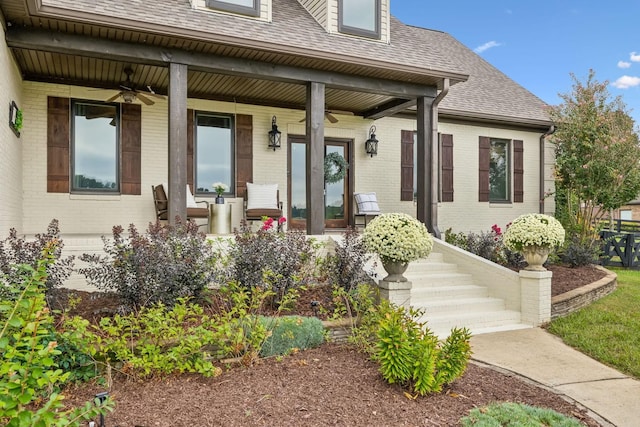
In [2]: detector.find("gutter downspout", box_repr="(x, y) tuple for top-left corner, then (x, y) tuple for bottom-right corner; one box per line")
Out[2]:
(539, 125), (555, 214)
(430, 78), (450, 239)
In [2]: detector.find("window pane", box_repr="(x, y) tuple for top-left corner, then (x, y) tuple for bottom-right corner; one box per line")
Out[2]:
(341, 0), (377, 32)
(196, 114), (233, 195)
(73, 103), (118, 191)
(216, 0), (254, 6)
(291, 142), (307, 220)
(489, 140), (509, 201)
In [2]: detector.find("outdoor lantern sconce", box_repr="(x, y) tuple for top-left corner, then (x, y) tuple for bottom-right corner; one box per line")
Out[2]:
(365, 125), (378, 157)
(268, 115), (282, 151)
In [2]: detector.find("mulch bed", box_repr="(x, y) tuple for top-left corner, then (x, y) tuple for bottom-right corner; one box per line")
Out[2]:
(56, 264), (607, 426)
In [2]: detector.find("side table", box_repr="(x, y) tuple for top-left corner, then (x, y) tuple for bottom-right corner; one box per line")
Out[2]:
(210, 203), (232, 234)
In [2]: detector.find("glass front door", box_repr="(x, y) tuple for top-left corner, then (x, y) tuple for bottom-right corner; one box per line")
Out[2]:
(288, 137), (350, 230)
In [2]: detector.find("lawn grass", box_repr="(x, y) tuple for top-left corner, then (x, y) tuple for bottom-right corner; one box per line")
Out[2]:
(547, 268), (640, 378)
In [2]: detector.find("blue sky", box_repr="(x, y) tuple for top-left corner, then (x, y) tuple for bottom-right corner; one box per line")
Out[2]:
(390, 1), (640, 125)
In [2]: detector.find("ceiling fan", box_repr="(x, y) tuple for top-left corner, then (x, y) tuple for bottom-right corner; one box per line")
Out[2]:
(300, 111), (339, 124)
(105, 67), (165, 106)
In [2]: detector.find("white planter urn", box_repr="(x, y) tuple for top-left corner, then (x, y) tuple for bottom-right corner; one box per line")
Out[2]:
(521, 245), (551, 271)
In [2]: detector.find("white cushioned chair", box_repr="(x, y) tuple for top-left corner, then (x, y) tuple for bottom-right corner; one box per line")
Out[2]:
(244, 183), (284, 229)
(354, 192), (381, 227)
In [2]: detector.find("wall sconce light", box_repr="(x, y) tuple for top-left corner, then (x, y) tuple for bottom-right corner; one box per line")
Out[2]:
(268, 115), (282, 151)
(365, 125), (378, 157)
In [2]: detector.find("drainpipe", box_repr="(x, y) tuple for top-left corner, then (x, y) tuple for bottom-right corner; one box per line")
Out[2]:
(539, 125), (555, 214)
(429, 78), (450, 239)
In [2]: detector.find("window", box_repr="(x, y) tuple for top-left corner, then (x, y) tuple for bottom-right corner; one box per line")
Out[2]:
(478, 137), (523, 203)
(71, 101), (119, 192)
(338, 0), (381, 39)
(195, 112), (234, 195)
(489, 139), (510, 202)
(206, 0), (259, 16)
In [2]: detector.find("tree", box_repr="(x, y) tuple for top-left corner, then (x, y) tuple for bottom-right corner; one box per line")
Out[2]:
(548, 70), (640, 239)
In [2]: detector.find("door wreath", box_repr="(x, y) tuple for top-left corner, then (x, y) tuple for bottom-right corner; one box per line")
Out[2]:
(324, 152), (349, 184)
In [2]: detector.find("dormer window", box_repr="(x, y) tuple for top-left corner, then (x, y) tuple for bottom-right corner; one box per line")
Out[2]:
(338, 0), (381, 39)
(206, 0), (260, 17)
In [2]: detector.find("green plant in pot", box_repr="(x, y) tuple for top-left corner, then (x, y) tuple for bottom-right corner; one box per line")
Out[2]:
(212, 182), (228, 204)
(363, 212), (433, 282)
(503, 213), (565, 271)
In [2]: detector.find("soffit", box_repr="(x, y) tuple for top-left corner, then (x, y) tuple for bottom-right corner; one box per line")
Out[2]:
(12, 49), (390, 113)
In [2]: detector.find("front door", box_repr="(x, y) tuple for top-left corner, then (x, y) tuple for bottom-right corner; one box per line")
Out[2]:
(288, 136), (351, 230)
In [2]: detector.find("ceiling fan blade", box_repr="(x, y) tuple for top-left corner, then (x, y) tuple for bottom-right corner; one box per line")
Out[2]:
(105, 93), (121, 103)
(326, 112), (339, 123)
(136, 92), (155, 106)
(146, 86), (166, 99)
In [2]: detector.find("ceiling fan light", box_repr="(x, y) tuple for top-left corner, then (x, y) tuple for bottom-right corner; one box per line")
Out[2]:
(122, 91), (136, 103)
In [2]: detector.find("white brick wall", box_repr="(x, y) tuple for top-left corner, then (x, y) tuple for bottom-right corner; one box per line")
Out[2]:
(20, 81), (553, 237)
(0, 24), (24, 235)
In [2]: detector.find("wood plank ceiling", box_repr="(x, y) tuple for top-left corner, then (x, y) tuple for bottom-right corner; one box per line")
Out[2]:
(2, 6), (435, 115)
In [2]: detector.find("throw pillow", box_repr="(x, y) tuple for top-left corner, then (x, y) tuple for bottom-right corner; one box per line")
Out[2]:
(247, 183), (278, 210)
(162, 183), (199, 208)
(355, 192), (380, 213)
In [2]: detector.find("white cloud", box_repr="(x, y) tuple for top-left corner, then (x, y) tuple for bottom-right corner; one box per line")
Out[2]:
(618, 60), (631, 69)
(631, 52), (640, 62)
(474, 41), (502, 54)
(611, 75), (640, 89)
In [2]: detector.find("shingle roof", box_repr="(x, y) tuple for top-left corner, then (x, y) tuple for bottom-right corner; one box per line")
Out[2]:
(35, 0), (549, 124)
(40, 0), (467, 80)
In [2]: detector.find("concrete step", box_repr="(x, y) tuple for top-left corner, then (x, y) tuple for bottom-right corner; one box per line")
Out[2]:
(406, 272), (474, 287)
(413, 297), (506, 315)
(411, 284), (490, 301)
(420, 309), (523, 339)
(406, 260), (459, 274)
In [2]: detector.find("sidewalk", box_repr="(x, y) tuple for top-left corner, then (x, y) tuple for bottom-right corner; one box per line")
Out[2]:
(470, 328), (640, 427)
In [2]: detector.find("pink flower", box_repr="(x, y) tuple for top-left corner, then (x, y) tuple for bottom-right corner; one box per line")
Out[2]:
(491, 224), (502, 236)
(261, 217), (275, 231)
(278, 217), (287, 225)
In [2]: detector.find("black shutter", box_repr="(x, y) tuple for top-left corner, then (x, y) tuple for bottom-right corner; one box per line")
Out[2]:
(513, 139), (524, 203)
(401, 130), (414, 201)
(440, 134), (454, 202)
(479, 136), (490, 202)
(47, 96), (70, 193)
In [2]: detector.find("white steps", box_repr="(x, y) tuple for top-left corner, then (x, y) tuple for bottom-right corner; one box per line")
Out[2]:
(406, 255), (530, 338)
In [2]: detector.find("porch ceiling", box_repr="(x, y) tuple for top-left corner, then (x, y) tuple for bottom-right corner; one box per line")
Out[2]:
(12, 49), (392, 114)
(2, 3), (446, 117)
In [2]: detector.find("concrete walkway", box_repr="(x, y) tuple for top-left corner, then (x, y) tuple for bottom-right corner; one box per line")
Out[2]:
(471, 328), (640, 427)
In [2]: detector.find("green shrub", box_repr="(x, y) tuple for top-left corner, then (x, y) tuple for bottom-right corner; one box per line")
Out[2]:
(460, 402), (583, 426)
(80, 220), (216, 310)
(374, 305), (471, 396)
(0, 243), (112, 426)
(62, 299), (223, 379)
(222, 221), (318, 302)
(259, 315), (324, 358)
(0, 219), (74, 301)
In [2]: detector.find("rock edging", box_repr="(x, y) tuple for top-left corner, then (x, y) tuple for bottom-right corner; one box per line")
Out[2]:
(551, 266), (617, 319)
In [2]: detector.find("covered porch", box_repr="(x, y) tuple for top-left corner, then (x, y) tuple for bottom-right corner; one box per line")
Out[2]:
(4, 2), (467, 236)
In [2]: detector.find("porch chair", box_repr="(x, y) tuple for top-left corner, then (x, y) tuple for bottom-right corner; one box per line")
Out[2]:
(244, 182), (284, 230)
(152, 184), (209, 228)
(354, 192), (381, 227)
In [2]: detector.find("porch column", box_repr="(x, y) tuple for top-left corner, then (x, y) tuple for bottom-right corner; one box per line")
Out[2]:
(168, 62), (188, 225)
(306, 82), (325, 235)
(416, 96), (438, 236)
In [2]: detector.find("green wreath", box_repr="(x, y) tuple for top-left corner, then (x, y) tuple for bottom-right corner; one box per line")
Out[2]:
(324, 152), (349, 184)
